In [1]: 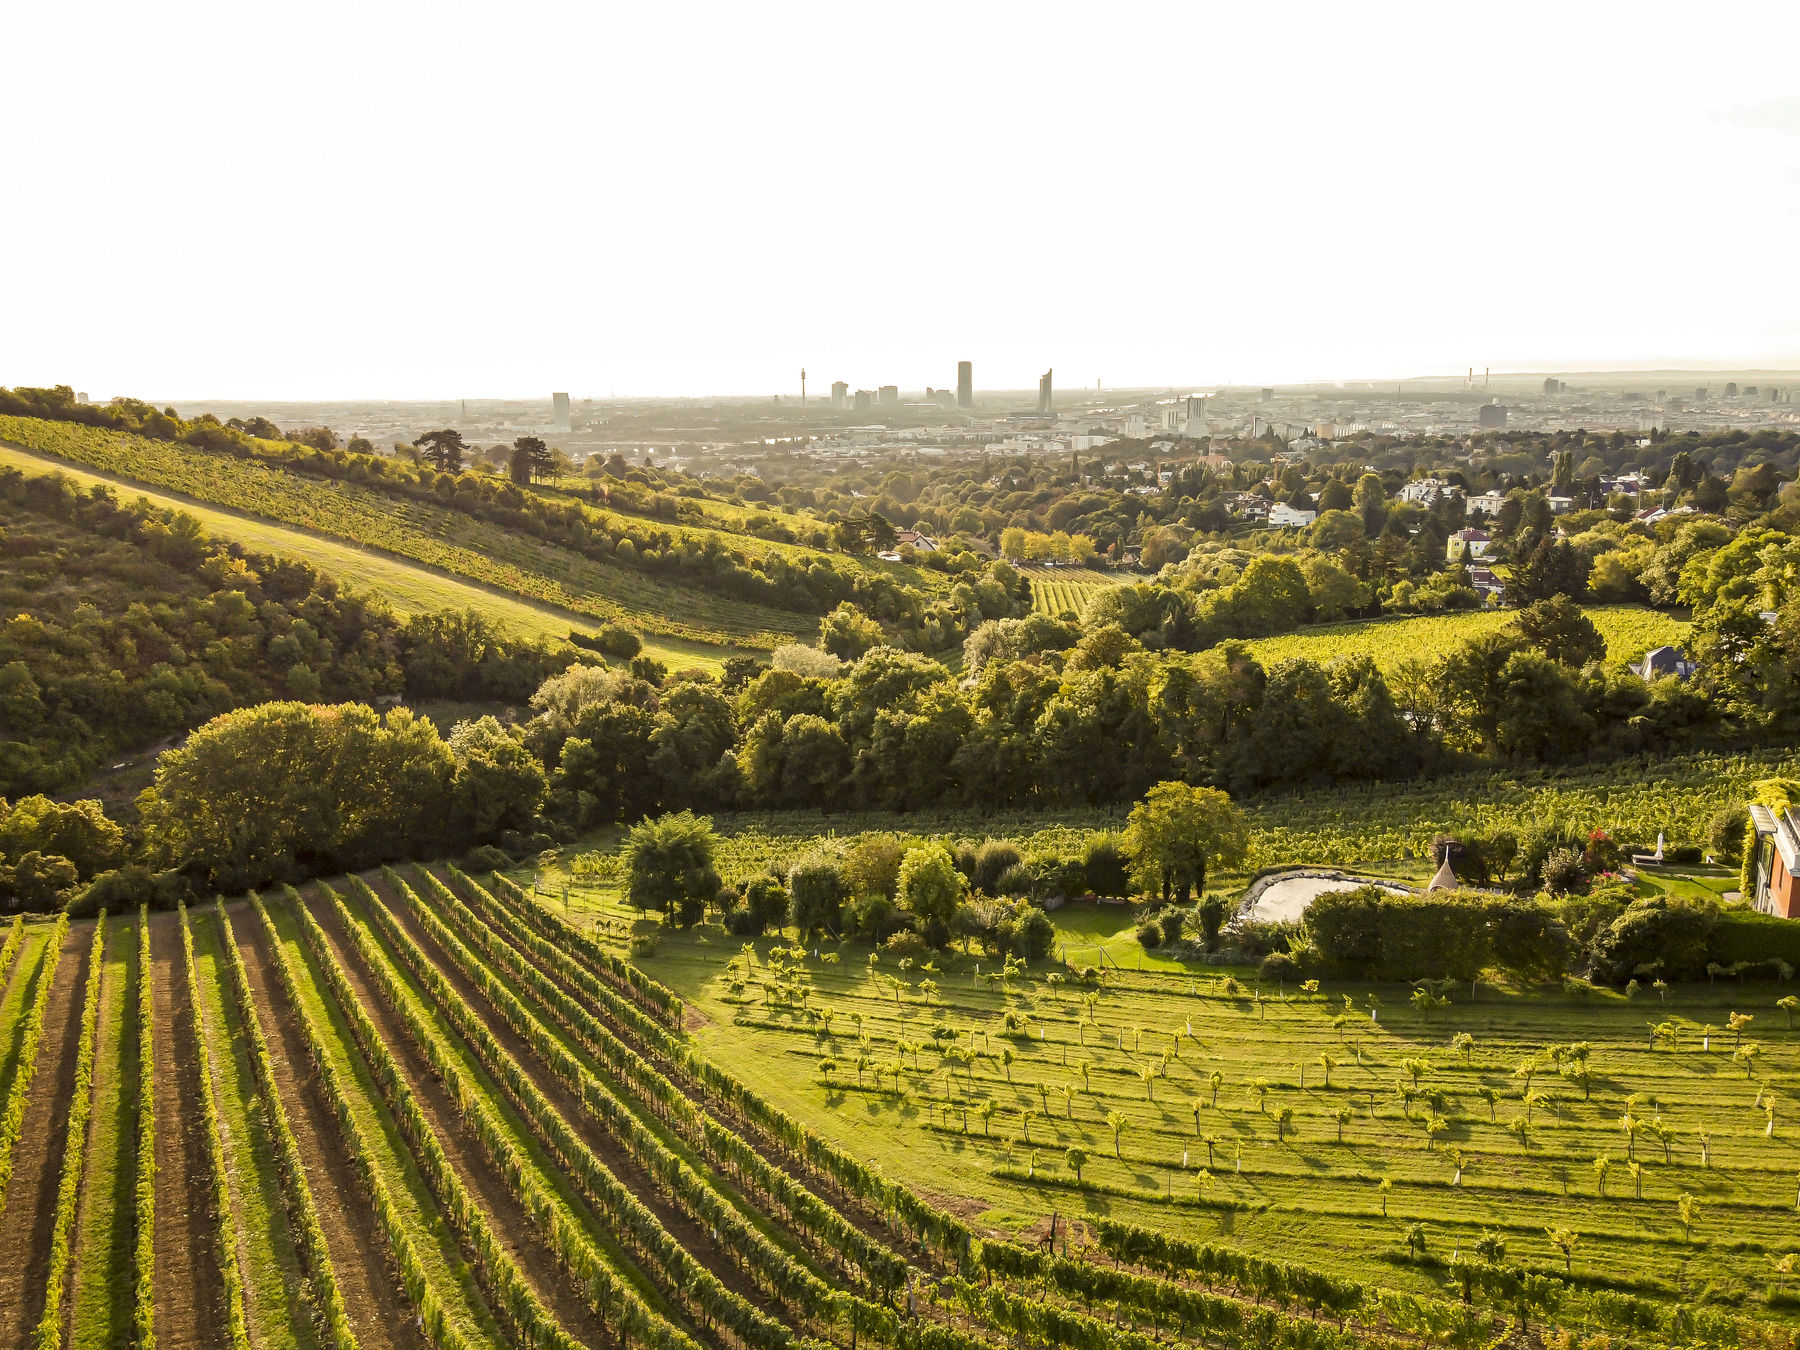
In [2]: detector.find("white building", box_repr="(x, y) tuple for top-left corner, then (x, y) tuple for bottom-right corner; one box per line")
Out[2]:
(1397, 477), (1460, 505)
(1466, 491), (1506, 517)
(1269, 503), (1317, 528)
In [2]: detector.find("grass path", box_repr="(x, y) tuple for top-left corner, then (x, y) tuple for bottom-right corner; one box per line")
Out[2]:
(0, 439), (736, 673)
(190, 909), (323, 1350)
(68, 917), (137, 1350)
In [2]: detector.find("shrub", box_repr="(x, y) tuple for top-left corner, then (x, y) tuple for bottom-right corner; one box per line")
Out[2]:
(1588, 897), (1718, 983)
(464, 844), (513, 873)
(842, 834), (906, 903)
(724, 906), (762, 936)
(1136, 919), (1165, 950)
(1542, 848), (1590, 896)
(880, 929), (928, 959)
(787, 852), (846, 938)
(1081, 833), (1132, 897)
(993, 861), (1037, 898)
(1198, 893), (1229, 950)
(744, 875), (790, 932)
(972, 840), (1024, 895)
(1261, 951), (1299, 985)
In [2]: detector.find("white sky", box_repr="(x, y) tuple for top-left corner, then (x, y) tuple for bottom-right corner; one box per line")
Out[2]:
(5, 1), (1800, 400)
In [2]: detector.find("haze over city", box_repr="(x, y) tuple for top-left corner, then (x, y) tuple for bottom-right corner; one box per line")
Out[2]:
(6, 1), (1800, 399)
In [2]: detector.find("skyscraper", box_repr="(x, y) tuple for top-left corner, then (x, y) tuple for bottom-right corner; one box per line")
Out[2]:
(1037, 369), (1053, 415)
(957, 361), (972, 409)
(552, 392), (571, 432)
(831, 381), (848, 410)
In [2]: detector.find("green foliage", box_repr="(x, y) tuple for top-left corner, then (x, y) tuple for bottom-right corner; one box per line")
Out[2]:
(787, 851), (847, 937)
(1126, 783), (1249, 900)
(622, 811), (721, 925)
(1305, 887), (1576, 982)
(138, 702), (457, 890)
(0, 915), (69, 1208)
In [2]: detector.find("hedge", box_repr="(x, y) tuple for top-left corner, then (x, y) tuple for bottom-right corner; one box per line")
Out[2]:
(134, 908), (156, 1350)
(1708, 910), (1800, 972)
(0, 914), (69, 1211)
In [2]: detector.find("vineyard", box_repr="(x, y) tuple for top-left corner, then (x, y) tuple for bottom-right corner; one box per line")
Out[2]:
(1241, 607), (1692, 676)
(0, 859), (1791, 1350)
(1026, 567), (1126, 618)
(0, 442), (730, 673)
(588, 744), (1800, 885)
(0, 420), (823, 651)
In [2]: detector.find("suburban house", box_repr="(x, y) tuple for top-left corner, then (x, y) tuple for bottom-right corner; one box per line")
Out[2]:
(1547, 494), (1575, 514)
(1466, 491), (1507, 517)
(1748, 804), (1800, 918)
(1631, 646), (1697, 682)
(1398, 477), (1460, 505)
(894, 530), (938, 552)
(1466, 564), (1505, 601)
(1268, 503), (1318, 528)
(1446, 527), (1491, 561)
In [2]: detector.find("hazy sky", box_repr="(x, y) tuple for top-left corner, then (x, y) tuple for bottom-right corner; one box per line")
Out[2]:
(6, 2), (1800, 400)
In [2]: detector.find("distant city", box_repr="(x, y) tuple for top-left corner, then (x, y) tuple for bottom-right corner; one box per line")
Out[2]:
(159, 363), (1800, 484)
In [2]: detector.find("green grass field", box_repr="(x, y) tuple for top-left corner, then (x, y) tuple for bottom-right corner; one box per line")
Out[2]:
(0, 440), (736, 673)
(1242, 606), (1693, 675)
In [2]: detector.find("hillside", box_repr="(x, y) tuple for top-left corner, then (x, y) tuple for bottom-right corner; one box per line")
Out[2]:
(0, 443), (736, 671)
(0, 419), (842, 652)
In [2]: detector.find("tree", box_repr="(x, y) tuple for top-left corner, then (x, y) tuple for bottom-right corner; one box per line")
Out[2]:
(510, 435), (550, 485)
(1546, 1226), (1578, 1273)
(0, 795), (124, 879)
(137, 702), (455, 891)
(1506, 539), (1590, 605)
(1513, 596), (1605, 667)
(622, 811), (720, 926)
(788, 852), (847, 938)
(1066, 1146), (1089, 1183)
(415, 428), (467, 474)
(1125, 782), (1249, 903)
(897, 843), (965, 939)
(819, 604), (886, 661)
(1106, 1110), (1128, 1158)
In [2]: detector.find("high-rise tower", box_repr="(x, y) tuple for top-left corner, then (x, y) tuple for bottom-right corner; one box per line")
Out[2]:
(957, 361), (972, 409)
(1037, 369), (1053, 415)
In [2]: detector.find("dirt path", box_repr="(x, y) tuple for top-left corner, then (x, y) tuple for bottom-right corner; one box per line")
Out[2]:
(376, 875), (789, 1323)
(235, 903), (429, 1350)
(148, 910), (226, 1350)
(0, 922), (91, 1350)
(305, 887), (617, 1350)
